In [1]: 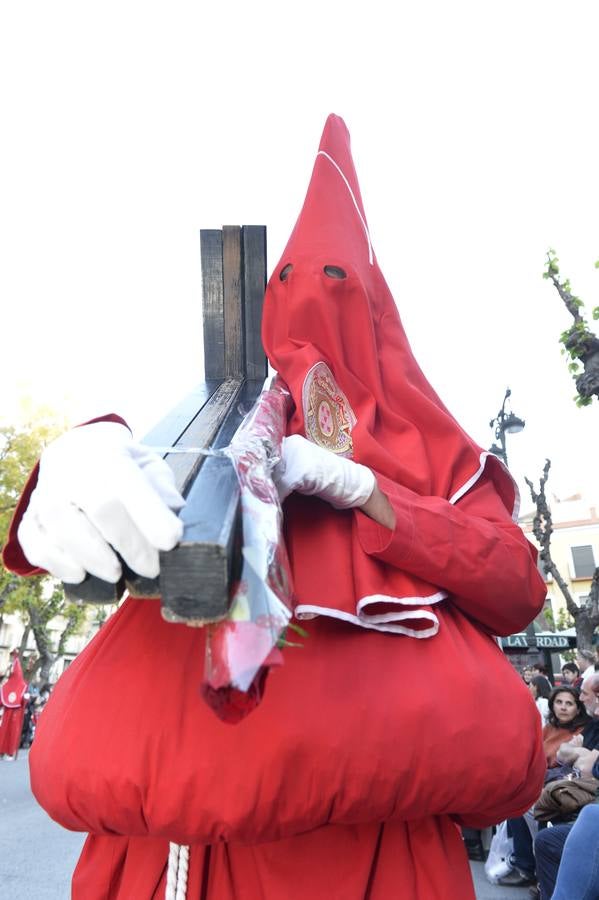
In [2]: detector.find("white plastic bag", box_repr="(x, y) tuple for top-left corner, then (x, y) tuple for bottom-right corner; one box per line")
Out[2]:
(484, 820), (514, 884)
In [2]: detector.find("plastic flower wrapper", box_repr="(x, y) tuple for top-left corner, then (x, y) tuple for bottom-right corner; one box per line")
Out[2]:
(201, 376), (300, 723)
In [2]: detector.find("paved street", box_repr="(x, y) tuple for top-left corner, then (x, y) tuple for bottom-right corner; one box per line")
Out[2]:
(0, 751), (84, 899)
(1, 751), (532, 899)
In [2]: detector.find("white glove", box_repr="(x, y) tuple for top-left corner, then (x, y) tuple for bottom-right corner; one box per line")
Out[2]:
(274, 434), (375, 509)
(18, 422), (185, 584)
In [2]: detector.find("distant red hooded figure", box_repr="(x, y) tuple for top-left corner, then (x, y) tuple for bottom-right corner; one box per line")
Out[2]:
(3, 114), (547, 899)
(0, 653), (27, 757)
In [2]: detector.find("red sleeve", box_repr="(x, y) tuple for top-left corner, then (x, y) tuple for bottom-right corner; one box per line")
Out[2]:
(354, 471), (546, 636)
(2, 414), (130, 577)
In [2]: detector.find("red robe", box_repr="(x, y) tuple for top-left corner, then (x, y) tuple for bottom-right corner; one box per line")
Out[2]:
(5, 469), (545, 897)
(0, 656), (27, 757)
(2, 115), (547, 898)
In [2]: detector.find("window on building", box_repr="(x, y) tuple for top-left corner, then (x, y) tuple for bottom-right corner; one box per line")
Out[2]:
(571, 545), (597, 579)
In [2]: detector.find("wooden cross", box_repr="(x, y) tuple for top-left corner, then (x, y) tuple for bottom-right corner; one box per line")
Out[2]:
(63, 226), (269, 625)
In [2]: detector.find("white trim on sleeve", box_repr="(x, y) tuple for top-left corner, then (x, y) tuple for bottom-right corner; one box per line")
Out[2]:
(295, 603), (439, 639)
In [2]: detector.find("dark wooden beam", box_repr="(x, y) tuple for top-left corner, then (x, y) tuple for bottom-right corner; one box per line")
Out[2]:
(201, 230), (225, 379)
(163, 377), (243, 495)
(62, 378), (244, 605)
(242, 226), (268, 380)
(159, 378), (265, 623)
(222, 226), (245, 377)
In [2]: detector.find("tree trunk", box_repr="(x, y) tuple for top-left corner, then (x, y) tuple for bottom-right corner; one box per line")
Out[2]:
(26, 602), (54, 684)
(574, 610), (596, 654)
(18, 624), (31, 660)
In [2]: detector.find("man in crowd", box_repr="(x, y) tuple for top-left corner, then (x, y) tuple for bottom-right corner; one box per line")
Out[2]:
(542, 803), (599, 900)
(576, 648), (596, 684)
(561, 661), (581, 688)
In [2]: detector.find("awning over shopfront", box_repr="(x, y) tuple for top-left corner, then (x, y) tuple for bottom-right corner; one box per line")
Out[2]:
(501, 630), (577, 652)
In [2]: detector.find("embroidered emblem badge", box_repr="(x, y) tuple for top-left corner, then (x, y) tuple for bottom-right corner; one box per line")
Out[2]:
(302, 362), (356, 456)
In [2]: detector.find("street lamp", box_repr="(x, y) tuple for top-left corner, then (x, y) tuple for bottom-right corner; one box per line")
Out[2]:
(488, 389), (539, 656)
(488, 388), (525, 469)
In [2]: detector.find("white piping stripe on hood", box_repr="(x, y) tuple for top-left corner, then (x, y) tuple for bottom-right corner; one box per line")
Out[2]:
(317, 151), (374, 265)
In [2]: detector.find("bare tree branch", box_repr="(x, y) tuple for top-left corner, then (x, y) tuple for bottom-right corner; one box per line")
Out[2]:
(525, 459), (599, 651)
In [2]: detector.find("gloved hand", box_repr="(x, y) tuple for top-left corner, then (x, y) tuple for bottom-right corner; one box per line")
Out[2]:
(17, 422), (185, 584)
(274, 434), (375, 509)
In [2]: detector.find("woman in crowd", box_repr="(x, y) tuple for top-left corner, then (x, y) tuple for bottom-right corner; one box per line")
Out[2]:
(521, 667), (534, 685)
(542, 686), (590, 767)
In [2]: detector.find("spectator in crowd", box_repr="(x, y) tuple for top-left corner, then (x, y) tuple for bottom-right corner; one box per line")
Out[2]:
(532, 663), (549, 678)
(529, 675), (552, 724)
(535, 673), (599, 898)
(546, 803), (599, 900)
(561, 661), (581, 689)
(543, 686), (589, 766)
(497, 686), (589, 889)
(521, 666), (534, 685)
(555, 676), (599, 770)
(576, 648), (596, 684)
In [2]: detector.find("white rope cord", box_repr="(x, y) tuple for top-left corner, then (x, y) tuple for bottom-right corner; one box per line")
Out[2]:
(166, 842), (190, 900)
(166, 843), (180, 900)
(175, 845), (190, 900)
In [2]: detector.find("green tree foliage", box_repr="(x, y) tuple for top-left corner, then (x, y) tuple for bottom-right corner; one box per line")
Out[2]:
(543, 250), (599, 406)
(542, 604), (575, 633)
(537, 253), (599, 650)
(0, 411), (87, 682)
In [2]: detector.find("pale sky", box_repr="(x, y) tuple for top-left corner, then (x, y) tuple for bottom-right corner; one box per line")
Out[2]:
(1, 1), (598, 510)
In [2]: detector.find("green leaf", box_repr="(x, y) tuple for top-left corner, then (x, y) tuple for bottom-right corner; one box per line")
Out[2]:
(287, 621), (309, 639)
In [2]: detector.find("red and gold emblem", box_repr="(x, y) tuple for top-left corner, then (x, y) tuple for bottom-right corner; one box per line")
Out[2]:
(302, 362), (356, 457)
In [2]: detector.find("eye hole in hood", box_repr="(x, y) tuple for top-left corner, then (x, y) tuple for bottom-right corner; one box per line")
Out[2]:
(279, 263), (293, 281)
(324, 265), (347, 279)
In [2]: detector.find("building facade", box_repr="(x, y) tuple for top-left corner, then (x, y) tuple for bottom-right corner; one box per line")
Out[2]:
(520, 493), (599, 634)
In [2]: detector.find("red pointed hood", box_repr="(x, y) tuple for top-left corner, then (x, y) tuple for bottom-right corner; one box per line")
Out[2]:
(281, 114), (375, 274)
(1, 655), (27, 708)
(262, 114), (517, 635)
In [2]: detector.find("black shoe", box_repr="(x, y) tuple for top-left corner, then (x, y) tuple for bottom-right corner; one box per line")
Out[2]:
(464, 838), (485, 861)
(528, 885), (540, 899)
(497, 869), (536, 887)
